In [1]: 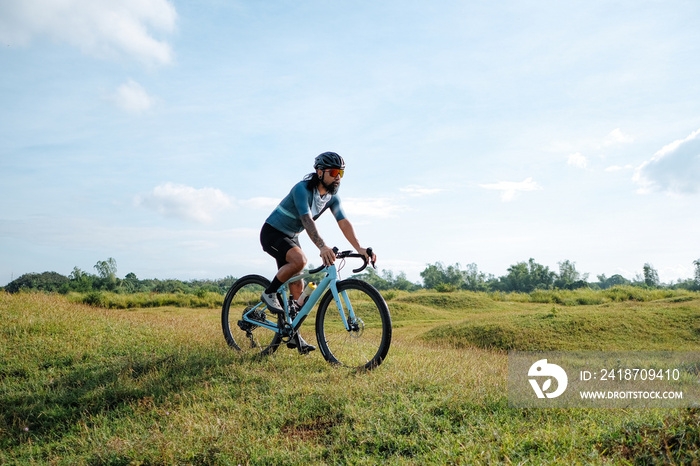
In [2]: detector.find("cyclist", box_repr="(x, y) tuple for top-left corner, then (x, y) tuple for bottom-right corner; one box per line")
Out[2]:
(260, 151), (376, 353)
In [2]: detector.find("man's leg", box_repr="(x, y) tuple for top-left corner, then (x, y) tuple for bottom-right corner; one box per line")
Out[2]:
(281, 247), (306, 300)
(275, 248), (315, 353)
(259, 228), (315, 353)
(264, 246), (306, 300)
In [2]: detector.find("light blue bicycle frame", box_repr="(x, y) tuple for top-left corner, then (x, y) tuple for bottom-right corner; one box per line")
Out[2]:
(240, 264), (356, 334)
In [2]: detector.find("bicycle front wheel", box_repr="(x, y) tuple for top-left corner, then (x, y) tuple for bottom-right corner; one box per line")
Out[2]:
(315, 279), (392, 370)
(222, 274), (281, 356)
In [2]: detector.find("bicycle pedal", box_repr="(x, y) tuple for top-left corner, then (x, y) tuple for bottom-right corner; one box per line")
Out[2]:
(287, 300), (300, 319)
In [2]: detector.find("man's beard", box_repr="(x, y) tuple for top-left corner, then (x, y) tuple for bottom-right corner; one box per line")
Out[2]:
(322, 179), (340, 195)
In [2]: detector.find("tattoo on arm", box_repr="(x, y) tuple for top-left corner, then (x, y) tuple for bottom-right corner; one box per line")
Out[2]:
(301, 215), (326, 249)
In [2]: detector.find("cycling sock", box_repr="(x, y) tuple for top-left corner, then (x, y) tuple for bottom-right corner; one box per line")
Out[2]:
(265, 277), (283, 295)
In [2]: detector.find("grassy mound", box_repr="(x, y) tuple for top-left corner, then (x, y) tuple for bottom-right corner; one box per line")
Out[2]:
(422, 299), (700, 351)
(394, 290), (493, 310)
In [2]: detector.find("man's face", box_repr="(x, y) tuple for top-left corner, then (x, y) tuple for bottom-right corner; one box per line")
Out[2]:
(318, 168), (342, 194)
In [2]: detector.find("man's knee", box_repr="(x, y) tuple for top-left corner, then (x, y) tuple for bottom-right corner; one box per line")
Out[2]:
(286, 248), (307, 272)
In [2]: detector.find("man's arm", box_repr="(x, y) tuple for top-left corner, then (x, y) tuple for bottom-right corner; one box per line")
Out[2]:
(338, 219), (376, 263)
(301, 214), (336, 265)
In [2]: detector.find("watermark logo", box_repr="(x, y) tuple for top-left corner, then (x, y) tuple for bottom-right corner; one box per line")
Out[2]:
(509, 351), (698, 408)
(528, 359), (568, 399)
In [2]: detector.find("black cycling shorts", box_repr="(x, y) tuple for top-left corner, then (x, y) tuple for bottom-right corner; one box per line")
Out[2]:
(260, 223), (301, 269)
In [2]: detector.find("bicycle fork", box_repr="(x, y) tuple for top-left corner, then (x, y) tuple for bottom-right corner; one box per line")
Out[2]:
(331, 285), (363, 335)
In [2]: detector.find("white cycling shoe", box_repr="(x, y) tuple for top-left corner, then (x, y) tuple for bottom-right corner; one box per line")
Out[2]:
(260, 292), (284, 315)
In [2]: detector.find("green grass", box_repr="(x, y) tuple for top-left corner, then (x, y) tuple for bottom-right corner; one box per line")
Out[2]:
(65, 290), (224, 309)
(1, 290), (699, 464)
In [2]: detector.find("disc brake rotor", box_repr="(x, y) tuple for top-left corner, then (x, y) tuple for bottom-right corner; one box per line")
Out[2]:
(348, 317), (364, 338)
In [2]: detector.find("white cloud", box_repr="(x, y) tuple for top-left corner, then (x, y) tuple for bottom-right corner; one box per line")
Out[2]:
(479, 177), (543, 202)
(604, 128), (635, 146)
(567, 152), (588, 169)
(238, 197), (281, 210)
(605, 164), (634, 172)
(0, 0), (176, 66)
(112, 79), (154, 114)
(342, 197), (410, 218)
(634, 128), (700, 195)
(135, 183), (234, 223)
(399, 185), (444, 197)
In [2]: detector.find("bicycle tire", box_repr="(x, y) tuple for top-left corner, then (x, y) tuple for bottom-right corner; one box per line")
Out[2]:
(315, 279), (392, 370)
(222, 274), (282, 356)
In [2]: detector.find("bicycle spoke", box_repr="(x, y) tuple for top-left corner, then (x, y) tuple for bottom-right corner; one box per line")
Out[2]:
(222, 275), (281, 356)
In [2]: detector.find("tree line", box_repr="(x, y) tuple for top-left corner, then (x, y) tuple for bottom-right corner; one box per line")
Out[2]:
(3, 257), (700, 295)
(355, 258), (700, 292)
(3, 258), (236, 295)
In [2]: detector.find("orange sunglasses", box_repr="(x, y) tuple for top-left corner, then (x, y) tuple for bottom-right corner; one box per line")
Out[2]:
(325, 168), (344, 178)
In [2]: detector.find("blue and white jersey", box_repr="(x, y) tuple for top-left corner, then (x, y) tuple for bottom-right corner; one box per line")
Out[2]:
(265, 180), (346, 236)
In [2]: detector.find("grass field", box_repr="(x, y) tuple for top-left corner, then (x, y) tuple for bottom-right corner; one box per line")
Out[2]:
(1, 289), (699, 464)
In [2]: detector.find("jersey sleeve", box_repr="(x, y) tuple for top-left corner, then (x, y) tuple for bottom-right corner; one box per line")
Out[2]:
(329, 196), (347, 221)
(291, 181), (312, 217)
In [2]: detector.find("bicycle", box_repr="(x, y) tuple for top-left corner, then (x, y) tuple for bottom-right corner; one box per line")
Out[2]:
(221, 248), (392, 370)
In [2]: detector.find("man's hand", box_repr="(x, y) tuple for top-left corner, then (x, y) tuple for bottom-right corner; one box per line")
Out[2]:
(358, 247), (377, 266)
(319, 246), (336, 266)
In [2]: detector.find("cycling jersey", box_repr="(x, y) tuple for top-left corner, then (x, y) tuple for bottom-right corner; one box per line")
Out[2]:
(265, 179), (347, 237)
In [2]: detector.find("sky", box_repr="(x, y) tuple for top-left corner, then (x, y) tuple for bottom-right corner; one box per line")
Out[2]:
(1, 0), (699, 287)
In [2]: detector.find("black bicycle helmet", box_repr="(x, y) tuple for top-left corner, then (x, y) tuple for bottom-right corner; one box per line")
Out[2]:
(314, 151), (345, 170)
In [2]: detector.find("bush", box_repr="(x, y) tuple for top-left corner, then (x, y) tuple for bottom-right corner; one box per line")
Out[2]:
(82, 291), (106, 307)
(5, 272), (69, 293)
(435, 283), (457, 293)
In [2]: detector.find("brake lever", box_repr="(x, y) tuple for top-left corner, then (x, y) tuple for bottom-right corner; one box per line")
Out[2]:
(366, 247), (376, 269)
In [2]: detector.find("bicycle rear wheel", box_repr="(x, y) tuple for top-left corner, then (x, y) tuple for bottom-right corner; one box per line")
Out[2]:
(315, 279), (392, 370)
(222, 275), (281, 356)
